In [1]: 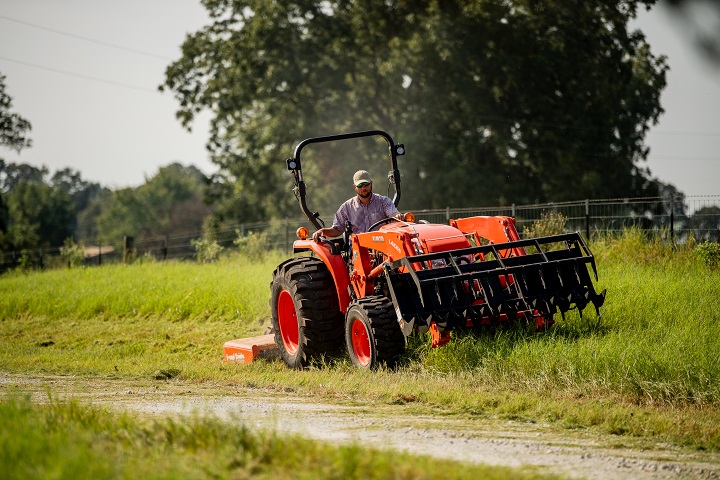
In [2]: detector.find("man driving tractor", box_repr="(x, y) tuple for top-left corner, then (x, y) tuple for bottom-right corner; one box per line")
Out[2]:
(312, 169), (404, 241)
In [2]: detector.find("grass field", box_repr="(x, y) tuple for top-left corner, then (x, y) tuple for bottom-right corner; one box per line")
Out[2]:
(1, 230), (720, 461)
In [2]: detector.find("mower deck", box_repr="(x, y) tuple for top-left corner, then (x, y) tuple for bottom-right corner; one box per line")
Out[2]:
(223, 334), (278, 364)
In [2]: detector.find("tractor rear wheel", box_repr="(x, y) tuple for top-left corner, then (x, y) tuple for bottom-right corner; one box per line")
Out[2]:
(270, 257), (344, 369)
(345, 296), (405, 369)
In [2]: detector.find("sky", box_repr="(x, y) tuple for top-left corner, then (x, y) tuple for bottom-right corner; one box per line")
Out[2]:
(0, 1), (719, 198)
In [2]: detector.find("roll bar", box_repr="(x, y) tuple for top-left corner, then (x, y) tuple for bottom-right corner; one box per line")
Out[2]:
(286, 130), (405, 230)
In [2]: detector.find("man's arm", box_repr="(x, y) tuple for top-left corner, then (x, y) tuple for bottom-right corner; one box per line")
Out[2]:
(312, 226), (342, 242)
(382, 196), (404, 221)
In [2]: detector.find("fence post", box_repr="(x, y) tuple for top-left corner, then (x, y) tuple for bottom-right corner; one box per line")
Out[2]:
(123, 236), (134, 263)
(670, 195), (675, 245)
(162, 236), (168, 261)
(585, 199), (590, 241)
(445, 206), (450, 222)
(98, 241), (102, 266)
(512, 203), (515, 218)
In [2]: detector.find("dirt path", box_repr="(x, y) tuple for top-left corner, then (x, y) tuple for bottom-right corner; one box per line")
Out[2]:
(2, 373), (719, 479)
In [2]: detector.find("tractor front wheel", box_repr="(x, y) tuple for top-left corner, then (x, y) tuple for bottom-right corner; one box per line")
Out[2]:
(270, 257), (344, 369)
(345, 296), (405, 369)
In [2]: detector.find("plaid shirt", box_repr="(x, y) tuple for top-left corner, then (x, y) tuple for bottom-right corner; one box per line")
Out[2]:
(332, 193), (399, 234)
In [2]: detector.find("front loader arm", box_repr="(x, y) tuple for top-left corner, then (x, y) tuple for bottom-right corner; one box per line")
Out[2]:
(450, 216), (526, 257)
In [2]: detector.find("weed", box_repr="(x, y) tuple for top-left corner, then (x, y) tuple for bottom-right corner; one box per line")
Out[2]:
(523, 211), (567, 238)
(59, 238), (86, 268)
(191, 235), (224, 263)
(695, 241), (720, 269)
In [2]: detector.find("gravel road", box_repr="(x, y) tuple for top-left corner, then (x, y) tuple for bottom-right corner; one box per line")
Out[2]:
(2, 373), (719, 479)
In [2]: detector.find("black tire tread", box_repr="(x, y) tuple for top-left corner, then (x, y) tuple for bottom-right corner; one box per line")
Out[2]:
(348, 296), (405, 367)
(271, 257), (344, 368)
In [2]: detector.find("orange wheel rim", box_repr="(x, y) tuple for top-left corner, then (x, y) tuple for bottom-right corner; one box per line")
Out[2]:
(351, 319), (371, 366)
(277, 290), (299, 354)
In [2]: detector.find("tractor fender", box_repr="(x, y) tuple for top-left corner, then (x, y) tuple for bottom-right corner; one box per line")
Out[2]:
(293, 239), (352, 313)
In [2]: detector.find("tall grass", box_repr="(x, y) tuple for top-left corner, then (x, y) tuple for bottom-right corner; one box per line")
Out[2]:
(0, 254), (284, 378)
(417, 229), (720, 404)
(2, 230), (720, 450)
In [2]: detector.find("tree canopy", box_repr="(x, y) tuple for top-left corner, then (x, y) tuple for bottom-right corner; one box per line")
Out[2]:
(0, 163), (79, 250)
(95, 163), (213, 242)
(165, 1), (667, 224)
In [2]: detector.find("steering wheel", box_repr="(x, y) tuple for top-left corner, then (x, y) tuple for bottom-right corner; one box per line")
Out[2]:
(368, 217), (402, 232)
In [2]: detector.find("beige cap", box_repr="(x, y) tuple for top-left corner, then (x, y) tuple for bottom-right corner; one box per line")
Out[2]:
(353, 170), (372, 186)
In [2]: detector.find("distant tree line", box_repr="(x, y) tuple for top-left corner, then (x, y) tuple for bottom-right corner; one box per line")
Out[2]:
(2, 73), (213, 255)
(0, 161), (213, 253)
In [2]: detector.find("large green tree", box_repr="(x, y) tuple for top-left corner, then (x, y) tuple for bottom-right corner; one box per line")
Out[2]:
(163, 0), (668, 224)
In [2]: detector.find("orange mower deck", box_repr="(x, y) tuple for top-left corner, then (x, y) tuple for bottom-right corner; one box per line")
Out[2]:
(223, 334), (278, 364)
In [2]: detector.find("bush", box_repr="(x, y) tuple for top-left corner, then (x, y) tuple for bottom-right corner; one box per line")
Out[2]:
(696, 241), (720, 269)
(59, 238), (85, 268)
(523, 211), (567, 238)
(233, 230), (269, 262)
(191, 236), (224, 263)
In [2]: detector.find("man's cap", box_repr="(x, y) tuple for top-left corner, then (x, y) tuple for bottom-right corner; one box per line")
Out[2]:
(353, 170), (372, 187)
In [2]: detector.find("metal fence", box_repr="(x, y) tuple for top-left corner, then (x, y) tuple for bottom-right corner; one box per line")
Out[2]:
(2, 195), (718, 272)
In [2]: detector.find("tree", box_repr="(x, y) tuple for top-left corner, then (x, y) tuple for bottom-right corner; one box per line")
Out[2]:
(96, 163), (213, 242)
(163, 0), (668, 224)
(0, 73), (31, 153)
(4, 180), (74, 248)
(1, 72), (33, 240)
(0, 162), (104, 252)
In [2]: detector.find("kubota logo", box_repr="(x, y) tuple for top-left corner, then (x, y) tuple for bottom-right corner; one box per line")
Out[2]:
(372, 236), (384, 243)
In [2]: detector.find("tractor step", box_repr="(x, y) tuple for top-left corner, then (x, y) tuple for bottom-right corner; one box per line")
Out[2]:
(223, 334), (278, 364)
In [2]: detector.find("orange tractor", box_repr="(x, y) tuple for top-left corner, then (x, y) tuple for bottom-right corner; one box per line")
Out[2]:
(270, 130), (606, 369)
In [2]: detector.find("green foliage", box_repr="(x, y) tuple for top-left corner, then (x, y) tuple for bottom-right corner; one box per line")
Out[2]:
(96, 163), (213, 243)
(234, 230), (269, 261)
(191, 235), (224, 263)
(0, 72), (32, 152)
(522, 211), (567, 238)
(59, 237), (85, 268)
(695, 241), (720, 269)
(0, 160), (104, 254)
(14, 249), (33, 272)
(163, 0), (667, 221)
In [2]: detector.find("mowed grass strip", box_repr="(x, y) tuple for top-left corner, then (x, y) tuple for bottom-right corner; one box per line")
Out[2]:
(1, 231), (719, 450)
(1, 395), (549, 480)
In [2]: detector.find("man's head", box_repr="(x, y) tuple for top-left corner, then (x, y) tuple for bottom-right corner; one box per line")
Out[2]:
(353, 170), (372, 187)
(353, 170), (373, 199)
